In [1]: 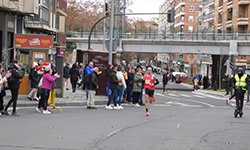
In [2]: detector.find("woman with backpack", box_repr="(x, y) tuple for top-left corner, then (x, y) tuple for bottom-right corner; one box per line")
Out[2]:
(28, 64), (39, 101)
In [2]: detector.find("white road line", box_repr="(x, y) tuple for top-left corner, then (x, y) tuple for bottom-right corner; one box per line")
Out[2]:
(192, 95), (205, 98)
(106, 129), (122, 137)
(166, 93), (178, 97)
(179, 94), (191, 97)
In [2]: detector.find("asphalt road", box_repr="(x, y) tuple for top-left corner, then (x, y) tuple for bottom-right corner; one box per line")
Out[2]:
(1, 90), (250, 150)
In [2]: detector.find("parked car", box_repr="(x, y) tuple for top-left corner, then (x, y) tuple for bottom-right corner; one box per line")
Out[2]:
(172, 72), (188, 83)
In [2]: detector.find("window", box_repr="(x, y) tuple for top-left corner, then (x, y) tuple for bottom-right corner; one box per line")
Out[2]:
(189, 16), (194, 22)
(181, 16), (185, 22)
(189, 6), (194, 12)
(190, 0), (194, 2)
(188, 26), (193, 32)
(236, 7), (238, 17)
(181, 6), (185, 12)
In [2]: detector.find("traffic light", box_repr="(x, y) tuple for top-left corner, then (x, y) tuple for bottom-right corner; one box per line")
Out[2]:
(105, 3), (109, 16)
(176, 61), (182, 65)
(167, 9), (175, 23)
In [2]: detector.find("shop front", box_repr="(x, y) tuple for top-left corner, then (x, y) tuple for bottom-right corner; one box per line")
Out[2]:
(14, 34), (53, 94)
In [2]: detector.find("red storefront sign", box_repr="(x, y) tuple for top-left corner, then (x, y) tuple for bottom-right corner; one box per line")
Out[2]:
(14, 34), (53, 50)
(58, 49), (65, 56)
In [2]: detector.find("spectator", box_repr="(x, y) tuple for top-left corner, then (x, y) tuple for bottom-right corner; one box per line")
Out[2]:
(127, 68), (135, 104)
(85, 62), (94, 99)
(229, 75), (234, 96)
(69, 63), (80, 93)
(0, 64), (11, 116)
(194, 78), (199, 91)
(87, 67), (99, 109)
(121, 60), (126, 68)
(2, 60), (25, 116)
(203, 75), (208, 89)
(132, 68), (144, 107)
(125, 63), (131, 72)
(116, 65), (126, 109)
(63, 63), (70, 90)
(139, 68), (145, 105)
(223, 73), (230, 96)
(36, 66), (60, 114)
(28, 64), (39, 101)
(105, 64), (112, 99)
(106, 66), (119, 110)
(162, 71), (169, 94)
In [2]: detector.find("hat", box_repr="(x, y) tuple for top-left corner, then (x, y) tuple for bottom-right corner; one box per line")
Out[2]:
(45, 66), (51, 72)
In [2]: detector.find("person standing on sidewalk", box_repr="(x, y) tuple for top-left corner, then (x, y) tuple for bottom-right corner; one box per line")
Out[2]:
(132, 68), (144, 107)
(223, 73), (230, 96)
(116, 65), (126, 109)
(28, 64), (39, 101)
(106, 65), (120, 110)
(85, 62), (94, 100)
(63, 63), (70, 90)
(105, 64), (112, 99)
(0, 64), (11, 116)
(2, 60), (25, 116)
(36, 66), (60, 114)
(87, 67), (99, 109)
(144, 66), (159, 116)
(70, 63), (80, 93)
(139, 68), (145, 105)
(127, 68), (135, 104)
(162, 71), (169, 94)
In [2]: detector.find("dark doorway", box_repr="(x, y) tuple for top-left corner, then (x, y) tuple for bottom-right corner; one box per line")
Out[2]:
(0, 31), (2, 62)
(7, 32), (14, 63)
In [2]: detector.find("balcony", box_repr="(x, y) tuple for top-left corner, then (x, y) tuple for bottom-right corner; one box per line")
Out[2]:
(238, 0), (250, 5)
(56, 0), (67, 16)
(25, 16), (56, 32)
(226, 19), (232, 28)
(174, 1), (185, 10)
(227, 0), (233, 7)
(237, 18), (249, 26)
(204, 0), (215, 8)
(203, 12), (214, 22)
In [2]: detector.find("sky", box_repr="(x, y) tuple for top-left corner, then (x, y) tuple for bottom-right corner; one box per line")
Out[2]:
(130, 0), (163, 21)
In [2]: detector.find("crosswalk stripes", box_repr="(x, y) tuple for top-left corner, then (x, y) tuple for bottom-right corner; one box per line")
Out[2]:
(179, 94), (192, 97)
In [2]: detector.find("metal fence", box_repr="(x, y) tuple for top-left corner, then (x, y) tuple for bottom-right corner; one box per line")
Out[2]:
(66, 31), (250, 41)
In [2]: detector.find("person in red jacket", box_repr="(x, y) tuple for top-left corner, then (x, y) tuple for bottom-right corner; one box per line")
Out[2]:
(144, 66), (159, 116)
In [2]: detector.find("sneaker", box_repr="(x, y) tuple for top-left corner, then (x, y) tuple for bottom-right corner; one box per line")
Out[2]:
(0, 112), (1, 116)
(167, 90), (169, 94)
(36, 108), (42, 113)
(66, 88), (69, 90)
(161, 92), (165, 94)
(2, 110), (9, 116)
(33, 97), (39, 101)
(146, 111), (150, 116)
(27, 97), (32, 101)
(12, 112), (20, 116)
(135, 103), (141, 107)
(105, 97), (109, 100)
(114, 106), (120, 110)
(118, 105), (124, 109)
(105, 105), (113, 110)
(43, 110), (51, 115)
(87, 106), (92, 109)
(226, 99), (230, 105)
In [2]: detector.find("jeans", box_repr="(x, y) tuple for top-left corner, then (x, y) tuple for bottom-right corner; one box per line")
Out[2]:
(86, 88), (88, 99)
(106, 82), (110, 97)
(5, 88), (19, 113)
(123, 83), (128, 99)
(117, 86), (123, 106)
(39, 88), (50, 110)
(107, 88), (118, 107)
(139, 85), (144, 103)
(127, 85), (133, 102)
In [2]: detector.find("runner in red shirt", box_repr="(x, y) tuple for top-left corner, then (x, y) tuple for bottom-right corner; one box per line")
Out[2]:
(144, 66), (159, 116)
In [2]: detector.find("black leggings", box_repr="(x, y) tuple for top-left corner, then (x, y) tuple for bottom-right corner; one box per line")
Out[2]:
(133, 92), (140, 104)
(0, 95), (4, 111)
(38, 88), (50, 110)
(71, 80), (77, 89)
(5, 88), (19, 113)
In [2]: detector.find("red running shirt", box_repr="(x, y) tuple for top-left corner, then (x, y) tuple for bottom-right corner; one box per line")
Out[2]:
(144, 74), (155, 90)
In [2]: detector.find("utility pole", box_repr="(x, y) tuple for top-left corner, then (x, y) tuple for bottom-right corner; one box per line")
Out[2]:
(115, 0), (120, 28)
(103, 1), (106, 51)
(108, 0), (115, 64)
(122, 0), (126, 34)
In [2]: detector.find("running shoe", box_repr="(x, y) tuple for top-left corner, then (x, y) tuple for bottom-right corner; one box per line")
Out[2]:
(226, 99), (229, 105)
(153, 96), (156, 102)
(2, 109), (9, 116)
(146, 111), (150, 116)
(12, 112), (20, 116)
(43, 110), (51, 115)
(167, 90), (169, 94)
(161, 92), (165, 94)
(105, 105), (113, 110)
(36, 108), (42, 113)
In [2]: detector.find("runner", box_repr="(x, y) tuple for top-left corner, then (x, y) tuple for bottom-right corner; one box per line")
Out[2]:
(144, 66), (159, 116)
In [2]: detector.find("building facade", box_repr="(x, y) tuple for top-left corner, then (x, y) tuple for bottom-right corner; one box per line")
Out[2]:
(159, 0), (175, 33)
(174, 0), (199, 33)
(214, 0), (250, 33)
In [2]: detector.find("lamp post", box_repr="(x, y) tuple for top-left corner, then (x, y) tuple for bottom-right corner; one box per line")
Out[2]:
(108, 0), (115, 64)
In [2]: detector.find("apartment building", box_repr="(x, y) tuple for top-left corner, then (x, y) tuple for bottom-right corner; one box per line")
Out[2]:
(0, 0), (67, 64)
(174, 0), (199, 33)
(159, 0), (175, 33)
(214, 0), (250, 33)
(196, 0), (215, 32)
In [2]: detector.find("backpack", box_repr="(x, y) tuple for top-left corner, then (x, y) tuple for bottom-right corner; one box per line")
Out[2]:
(29, 69), (34, 80)
(7, 70), (15, 84)
(84, 73), (92, 87)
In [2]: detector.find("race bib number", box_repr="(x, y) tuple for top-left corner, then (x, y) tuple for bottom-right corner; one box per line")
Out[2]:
(145, 80), (151, 84)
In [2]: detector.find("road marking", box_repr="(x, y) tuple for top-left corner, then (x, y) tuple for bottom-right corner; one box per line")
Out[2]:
(177, 123), (180, 128)
(165, 101), (201, 107)
(106, 129), (122, 137)
(153, 104), (171, 107)
(179, 94), (191, 97)
(192, 94), (205, 98)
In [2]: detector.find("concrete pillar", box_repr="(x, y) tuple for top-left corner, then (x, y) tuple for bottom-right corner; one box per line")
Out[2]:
(56, 55), (64, 97)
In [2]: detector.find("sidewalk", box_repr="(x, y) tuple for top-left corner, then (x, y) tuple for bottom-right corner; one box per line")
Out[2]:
(3, 87), (108, 107)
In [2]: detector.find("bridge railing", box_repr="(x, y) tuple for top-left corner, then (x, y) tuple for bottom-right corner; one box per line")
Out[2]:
(66, 31), (250, 41)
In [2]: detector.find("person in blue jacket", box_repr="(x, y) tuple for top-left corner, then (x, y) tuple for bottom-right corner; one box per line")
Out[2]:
(84, 62), (94, 100)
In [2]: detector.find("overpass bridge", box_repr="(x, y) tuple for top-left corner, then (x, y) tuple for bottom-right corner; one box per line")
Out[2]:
(66, 32), (250, 55)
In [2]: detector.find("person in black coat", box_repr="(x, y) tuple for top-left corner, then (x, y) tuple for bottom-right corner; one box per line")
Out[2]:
(87, 67), (99, 109)
(2, 60), (25, 116)
(127, 68), (135, 103)
(105, 64), (112, 99)
(28, 66), (39, 101)
(69, 63), (80, 92)
(162, 71), (169, 94)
